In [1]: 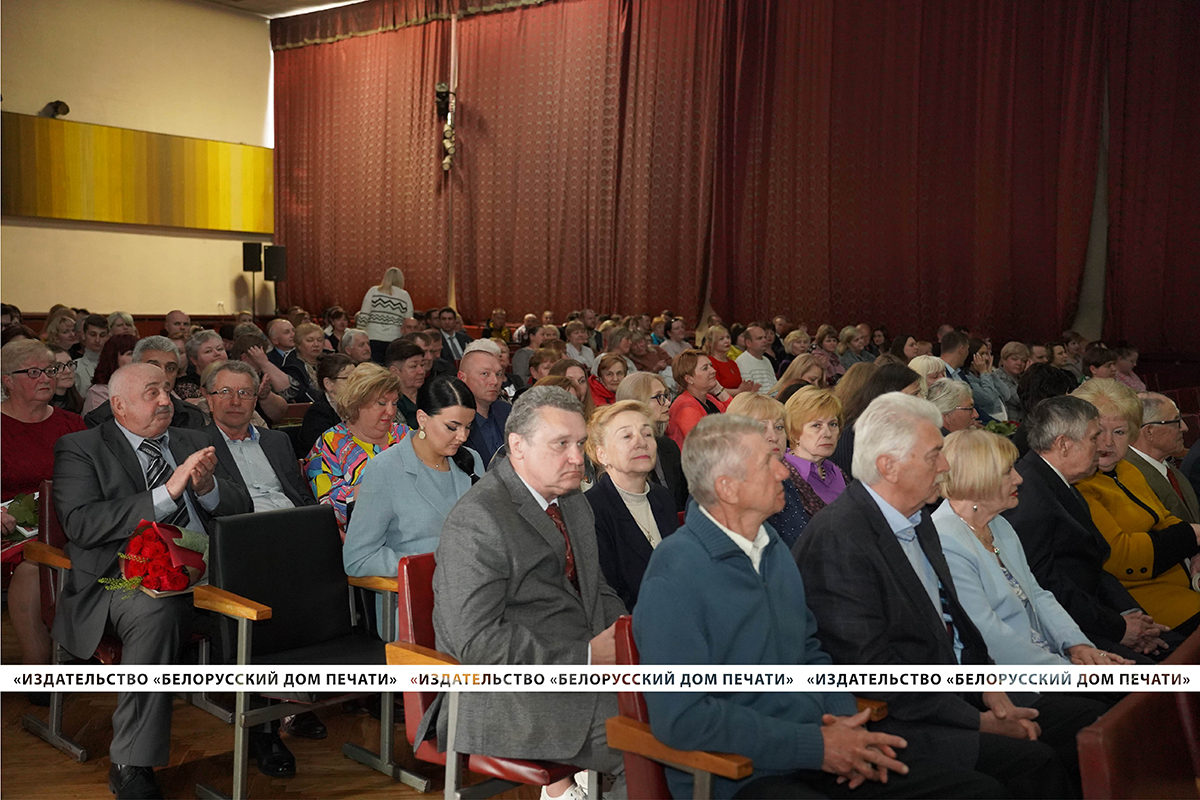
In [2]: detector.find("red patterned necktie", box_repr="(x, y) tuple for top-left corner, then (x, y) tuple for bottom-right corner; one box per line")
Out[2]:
(545, 502), (580, 593)
(1167, 467), (1187, 505)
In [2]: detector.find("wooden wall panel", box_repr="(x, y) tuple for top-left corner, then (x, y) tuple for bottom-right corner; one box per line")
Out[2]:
(0, 112), (273, 234)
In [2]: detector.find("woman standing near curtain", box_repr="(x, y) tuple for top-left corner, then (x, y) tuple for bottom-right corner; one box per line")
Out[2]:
(358, 267), (414, 364)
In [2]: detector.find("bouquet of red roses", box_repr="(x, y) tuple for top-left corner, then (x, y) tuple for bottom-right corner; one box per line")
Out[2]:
(99, 520), (208, 597)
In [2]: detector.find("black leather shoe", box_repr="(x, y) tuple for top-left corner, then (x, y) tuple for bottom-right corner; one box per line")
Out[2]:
(108, 764), (163, 799)
(247, 731), (296, 778)
(365, 694), (405, 722)
(281, 711), (327, 740)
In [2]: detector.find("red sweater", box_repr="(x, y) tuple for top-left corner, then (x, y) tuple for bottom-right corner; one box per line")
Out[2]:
(1, 408), (86, 500)
(709, 357), (743, 390)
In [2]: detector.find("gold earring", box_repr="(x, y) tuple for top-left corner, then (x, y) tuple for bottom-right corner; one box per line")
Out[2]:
(418, 429), (426, 439)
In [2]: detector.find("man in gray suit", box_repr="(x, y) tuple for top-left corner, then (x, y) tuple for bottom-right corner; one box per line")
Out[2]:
(53, 363), (251, 799)
(425, 386), (627, 799)
(1128, 393), (1199, 523)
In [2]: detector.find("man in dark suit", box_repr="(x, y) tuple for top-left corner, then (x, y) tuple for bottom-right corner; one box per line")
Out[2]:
(1003, 395), (1173, 661)
(53, 363), (251, 799)
(200, 358), (322, 770)
(796, 392), (1103, 798)
(265, 318), (298, 369)
(203, 360), (314, 511)
(84, 337), (205, 430)
(436, 306), (473, 361)
(420, 386), (627, 799)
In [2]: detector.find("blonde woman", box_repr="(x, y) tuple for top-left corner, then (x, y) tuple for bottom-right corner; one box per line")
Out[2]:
(584, 400), (680, 609)
(909, 354), (947, 396)
(704, 325), (757, 395)
(358, 267), (414, 363)
(836, 324), (871, 370)
(617, 372), (687, 511)
(770, 353), (826, 403)
(107, 311), (138, 338)
(933, 428), (1129, 667)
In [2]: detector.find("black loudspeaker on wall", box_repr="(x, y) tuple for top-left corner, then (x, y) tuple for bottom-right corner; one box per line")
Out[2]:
(264, 245), (287, 282)
(242, 242), (263, 272)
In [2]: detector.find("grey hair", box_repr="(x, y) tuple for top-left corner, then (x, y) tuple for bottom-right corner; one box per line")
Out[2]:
(464, 338), (503, 357)
(338, 328), (368, 354)
(184, 329), (223, 361)
(505, 386), (583, 440)
(1025, 395), (1099, 454)
(200, 359), (258, 392)
(107, 311), (135, 331)
(1138, 392), (1176, 425)
(233, 322), (262, 339)
(133, 336), (180, 362)
(926, 378), (973, 416)
(852, 392), (944, 484)
(681, 414), (768, 508)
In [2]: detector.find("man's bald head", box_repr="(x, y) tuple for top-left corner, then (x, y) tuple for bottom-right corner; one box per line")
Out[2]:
(110, 363), (174, 438)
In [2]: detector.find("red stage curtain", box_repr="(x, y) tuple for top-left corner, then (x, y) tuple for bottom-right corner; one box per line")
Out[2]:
(1105, 0), (1200, 353)
(711, 0), (1104, 342)
(273, 20), (450, 314)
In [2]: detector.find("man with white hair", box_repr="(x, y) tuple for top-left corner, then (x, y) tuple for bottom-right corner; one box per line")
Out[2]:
(635, 414), (1002, 799)
(53, 363), (251, 798)
(1127, 392), (1198, 523)
(338, 328), (374, 364)
(797, 392), (1094, 798)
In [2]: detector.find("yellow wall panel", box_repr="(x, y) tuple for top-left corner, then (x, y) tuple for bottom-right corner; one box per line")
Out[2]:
(0, 112), (273, 234)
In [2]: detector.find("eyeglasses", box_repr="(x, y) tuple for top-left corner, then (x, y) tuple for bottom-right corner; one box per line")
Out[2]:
(953, 406), (977, 412)
(210, 387), (256, 400)
(9, 365), (69, 379)
(649, 392), (671, 405)
(1142, 417), (1183, 428)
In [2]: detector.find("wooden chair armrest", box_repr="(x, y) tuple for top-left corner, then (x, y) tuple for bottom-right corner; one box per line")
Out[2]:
(347, 575), (398, 593)
(856, 697), (888, 722)
(386, 640), (461, 668)
(605, 717), (752, 780)
(193, 585), (272, 621)
(23, 540), (71, 570)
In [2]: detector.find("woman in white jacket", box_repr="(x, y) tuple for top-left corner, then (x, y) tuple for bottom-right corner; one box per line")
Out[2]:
(358, 267), (414, 363)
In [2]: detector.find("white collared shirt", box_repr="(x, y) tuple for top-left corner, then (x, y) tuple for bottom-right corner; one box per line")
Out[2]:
(1038, 454), (1074, 489)
(698, 505), (770, 574)
(1130, 446), (1169, 479)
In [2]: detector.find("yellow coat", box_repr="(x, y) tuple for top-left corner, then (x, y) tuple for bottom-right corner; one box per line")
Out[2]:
(1077, 459), (1200, 628)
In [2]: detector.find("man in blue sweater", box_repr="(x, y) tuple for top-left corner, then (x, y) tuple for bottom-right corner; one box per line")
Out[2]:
(633, 415), (1003, 799)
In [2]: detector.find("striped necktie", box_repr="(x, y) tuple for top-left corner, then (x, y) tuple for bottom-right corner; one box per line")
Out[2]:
(138, 437), (191, 527)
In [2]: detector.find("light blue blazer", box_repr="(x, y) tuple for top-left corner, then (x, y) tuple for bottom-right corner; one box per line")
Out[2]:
(932, 502), (1091, 665)
(343, 435), (483, 579)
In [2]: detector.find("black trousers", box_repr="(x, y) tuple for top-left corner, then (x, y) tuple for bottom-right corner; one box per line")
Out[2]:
(973, 692), (1108, 799)
(732, 758), (1005, 799)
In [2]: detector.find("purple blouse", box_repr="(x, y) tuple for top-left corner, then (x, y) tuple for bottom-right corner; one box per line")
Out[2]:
(784, 452), (846, 506)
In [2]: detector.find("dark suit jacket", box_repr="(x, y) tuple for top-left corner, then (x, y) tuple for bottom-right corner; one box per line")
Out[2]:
(794, 480), (990, 769)
(1002, 451), (1139, 648)
(440, 330), (473, 359)
(1184, 440), (1200, 499)
(585, 472), (679, 610)
(84, 394), (205, 431)
(51, 421), (252, 659)
(204, 423), (315, 509)
(652, 435), (688, 512)
(298, 395), (340, 459)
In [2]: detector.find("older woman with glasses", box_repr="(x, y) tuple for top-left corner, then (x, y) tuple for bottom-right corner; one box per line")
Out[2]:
(933, 428), (1130, 667)
(585, 400), (680, 610)
(1074, 379), (1200, 635)
(927, 378), (980, 434)
(618, 371), (688, 512)
(2, 340), (87, 675)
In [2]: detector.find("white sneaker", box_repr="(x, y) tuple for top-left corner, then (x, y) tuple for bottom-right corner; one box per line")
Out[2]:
(539, 781), (587, 800)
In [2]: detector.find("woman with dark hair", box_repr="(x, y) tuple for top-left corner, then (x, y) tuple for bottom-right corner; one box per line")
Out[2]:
(829, 363), (922, 477)
(660, 317), (690, 359)
(1010, 363), (1080, 457)
(964, 337), (1006, 421)
(298, 353), (354, 457)
(869, 326), (891, 357)
(46, 344), (84, 414)
(889, 334), (919, 361)
(324, 306), (349, 352)
(343, 375), (484, 635)
(81, 334), (138, 414)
